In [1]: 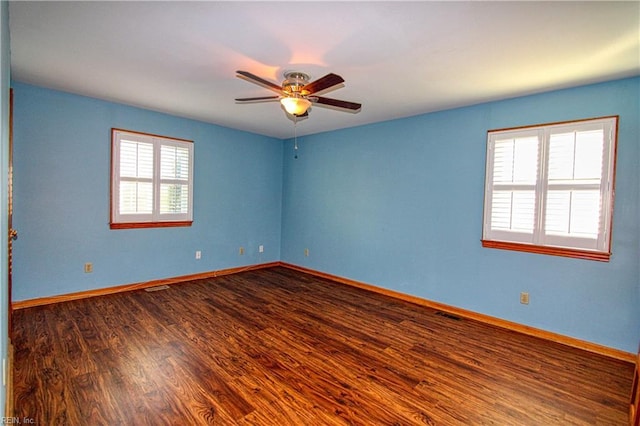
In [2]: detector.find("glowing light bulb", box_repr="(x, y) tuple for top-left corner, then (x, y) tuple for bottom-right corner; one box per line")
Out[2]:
(280, 97), (311, 116)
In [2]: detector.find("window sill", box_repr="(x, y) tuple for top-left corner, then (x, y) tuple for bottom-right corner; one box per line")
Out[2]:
(110, 221), (193, 230)
(481, 240), (610, 262)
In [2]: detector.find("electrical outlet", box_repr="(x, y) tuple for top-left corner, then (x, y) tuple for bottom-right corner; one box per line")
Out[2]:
(239, 247), (245, 255)
(520, 292), (529, 305)
(304, 248), (309, 257)
(195, 250), (201, 260)
(259, 245), (264, 253)
(84, 262), (93, 273)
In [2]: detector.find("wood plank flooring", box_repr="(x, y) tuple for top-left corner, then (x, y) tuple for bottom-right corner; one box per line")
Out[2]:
(12, 267), (633, 425)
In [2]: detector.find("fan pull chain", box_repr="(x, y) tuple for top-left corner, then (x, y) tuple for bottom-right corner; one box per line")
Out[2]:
(293, 118), (299, 159)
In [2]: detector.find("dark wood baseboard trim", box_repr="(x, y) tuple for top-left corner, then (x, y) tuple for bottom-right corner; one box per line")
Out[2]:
(280, 262), (635, 364)
(12, 262), (281, 310)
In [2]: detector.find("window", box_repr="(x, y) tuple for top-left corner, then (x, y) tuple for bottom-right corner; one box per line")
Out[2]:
(111, 129), (193, 229)
(482, 116), (617, 261)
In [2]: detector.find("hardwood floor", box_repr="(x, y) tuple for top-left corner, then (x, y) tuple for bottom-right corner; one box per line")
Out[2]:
(12, 267), (633, 425)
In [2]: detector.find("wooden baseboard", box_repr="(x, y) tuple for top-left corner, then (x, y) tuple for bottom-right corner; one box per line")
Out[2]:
(280, 262), (635, 364)
(12, 262), (280, 310)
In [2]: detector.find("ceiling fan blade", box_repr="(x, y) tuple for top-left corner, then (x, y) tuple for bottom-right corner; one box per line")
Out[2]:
(314, 96), (362, 112)
(236, 70), (283, 94)
(235, 96), (280, 103)
(303, 73), (345, 95)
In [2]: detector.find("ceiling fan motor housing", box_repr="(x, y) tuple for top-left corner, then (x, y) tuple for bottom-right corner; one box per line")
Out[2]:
(283, 71), (311, 97)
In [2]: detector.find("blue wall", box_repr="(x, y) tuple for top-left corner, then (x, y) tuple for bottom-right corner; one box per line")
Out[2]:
(12, 82), (283, 301)
(281, 77), (640, 353)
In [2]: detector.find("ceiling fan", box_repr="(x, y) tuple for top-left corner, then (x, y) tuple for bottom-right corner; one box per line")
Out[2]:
(235, 70), (362, 118)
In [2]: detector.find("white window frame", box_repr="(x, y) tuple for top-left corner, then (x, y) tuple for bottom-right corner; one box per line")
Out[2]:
(482, 116), (618, 261)
(111, 128), (194, 229)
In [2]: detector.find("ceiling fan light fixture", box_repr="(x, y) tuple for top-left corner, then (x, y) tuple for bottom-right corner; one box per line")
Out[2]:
(280, 97), (311, 116)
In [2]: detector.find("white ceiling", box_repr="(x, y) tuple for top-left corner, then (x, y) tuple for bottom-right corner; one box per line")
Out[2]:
(8, 1), (640, 139)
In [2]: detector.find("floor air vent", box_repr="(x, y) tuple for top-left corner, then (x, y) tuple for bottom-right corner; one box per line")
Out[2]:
(144, 285), (170, 292)
(435, 311), (461, 321)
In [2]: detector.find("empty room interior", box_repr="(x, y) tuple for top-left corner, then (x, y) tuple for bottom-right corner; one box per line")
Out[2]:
(0, 1), (639, 424)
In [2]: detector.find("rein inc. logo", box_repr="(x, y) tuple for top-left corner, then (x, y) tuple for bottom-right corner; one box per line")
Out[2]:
(1, 418), (35, 424)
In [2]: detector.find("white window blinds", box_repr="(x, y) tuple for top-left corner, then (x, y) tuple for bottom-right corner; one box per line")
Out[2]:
(119, 139), (154, 215)
(483, 117), (617, 260)
(489, 133), (539, 240)
(160, 144), (191, 215)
